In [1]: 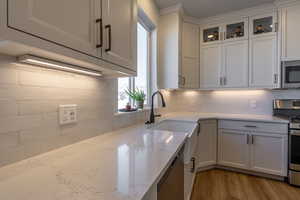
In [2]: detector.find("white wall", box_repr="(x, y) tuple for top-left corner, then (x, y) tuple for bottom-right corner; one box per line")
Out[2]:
(162, 89), (300, 115)
(138, 0), (160, 25)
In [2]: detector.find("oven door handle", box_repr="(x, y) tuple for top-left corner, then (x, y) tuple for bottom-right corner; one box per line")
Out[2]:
(290, 130), (300, 136)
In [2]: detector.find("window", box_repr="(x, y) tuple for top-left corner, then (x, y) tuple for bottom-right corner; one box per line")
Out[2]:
(118, 22), (151, 109)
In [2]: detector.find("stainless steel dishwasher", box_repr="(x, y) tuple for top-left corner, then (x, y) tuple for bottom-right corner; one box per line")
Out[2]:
(157, 152), (184, 200)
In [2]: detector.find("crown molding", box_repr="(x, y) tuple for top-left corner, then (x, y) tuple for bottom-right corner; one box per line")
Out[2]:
(182, 15), (201, 25)
(185, 3), (277, 26)
(159, 3), (184, 16)
(275, 0), (300, 7)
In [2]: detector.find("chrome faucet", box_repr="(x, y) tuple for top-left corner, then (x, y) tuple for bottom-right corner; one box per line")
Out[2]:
(146, 91), (166, 124)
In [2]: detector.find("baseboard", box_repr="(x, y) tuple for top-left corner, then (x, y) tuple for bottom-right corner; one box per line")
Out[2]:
(195, 165), (286, 181)
(197, 165), (216, 172)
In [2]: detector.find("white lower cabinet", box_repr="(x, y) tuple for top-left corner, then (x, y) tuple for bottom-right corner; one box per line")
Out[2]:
(197, 120), (217, 168)
(217, 120), (288, 176)
(218, 129), (249, 169)
(250, 132), (288, 176)
(184, 158), (196, 200)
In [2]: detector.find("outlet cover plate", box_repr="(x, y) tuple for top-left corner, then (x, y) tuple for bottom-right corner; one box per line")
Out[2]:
(59, 104), (77, 125)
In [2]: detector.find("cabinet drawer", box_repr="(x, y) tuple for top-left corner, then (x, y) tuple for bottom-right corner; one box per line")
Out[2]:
(218, 120), (288, 134)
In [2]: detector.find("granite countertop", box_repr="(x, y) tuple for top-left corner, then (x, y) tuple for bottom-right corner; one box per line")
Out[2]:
(161, 112), (289, 124)
(0, 124), (188, 200)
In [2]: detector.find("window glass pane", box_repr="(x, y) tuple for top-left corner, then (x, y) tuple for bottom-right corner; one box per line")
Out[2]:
(135, 23), (149, 103)
(118, 77), (130, 109)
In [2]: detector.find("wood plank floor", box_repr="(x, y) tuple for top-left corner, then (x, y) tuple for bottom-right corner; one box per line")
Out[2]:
(191, 169), (300, 200)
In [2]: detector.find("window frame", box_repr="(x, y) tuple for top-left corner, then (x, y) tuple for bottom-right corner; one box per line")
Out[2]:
(117, 20), (152, 110)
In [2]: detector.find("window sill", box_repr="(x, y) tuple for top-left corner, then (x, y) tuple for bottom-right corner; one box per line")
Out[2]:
(114, 107), (150, 116)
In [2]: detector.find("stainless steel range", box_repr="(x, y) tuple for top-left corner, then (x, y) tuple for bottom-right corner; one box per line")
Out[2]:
(274, 99), (300, 186)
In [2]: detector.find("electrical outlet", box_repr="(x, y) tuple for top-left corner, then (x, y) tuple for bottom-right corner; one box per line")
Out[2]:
(59, 105), (77, 125)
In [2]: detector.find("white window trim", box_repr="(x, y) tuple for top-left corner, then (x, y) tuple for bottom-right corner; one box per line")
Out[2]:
(117, 20), (152, 110)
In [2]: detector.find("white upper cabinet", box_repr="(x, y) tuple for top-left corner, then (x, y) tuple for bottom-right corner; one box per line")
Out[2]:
(249, 35), (277, 88)
(281, 3), (300, 60)
(2, 0), (137, 76)
(158, 12), (200, 89)
(102, 0), (137, 70)
(221, 40), (249, 88)
(249, 12), (278, 88)
(8, 0), (101, 58)
(200, 18), (249, 89)
(200, 44), (222, 89)
(182, 22), (200, 89)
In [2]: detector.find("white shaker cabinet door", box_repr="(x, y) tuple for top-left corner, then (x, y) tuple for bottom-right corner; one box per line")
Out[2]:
(102, 0), (137, 71)
(200, 44), (222, 89)
(197, 120), (217, 168)
(249, 35), (277, 88)
(218, 129), (249, 170)
(8, 0), (101, 57)
(281, 4), (300, 60)
(250, 133), (288, 176)
(222, 40), (248, 88)
(181, 22), (200, 89)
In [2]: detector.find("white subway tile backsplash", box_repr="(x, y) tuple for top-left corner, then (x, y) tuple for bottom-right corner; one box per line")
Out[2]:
(0, 132), (20, 149)
(0, 54), (144, 167)
(0, 100), (18, 117)
(0, 67), (18, 85)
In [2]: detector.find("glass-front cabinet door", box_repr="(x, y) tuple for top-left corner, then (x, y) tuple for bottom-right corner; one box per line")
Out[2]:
(250, 12), (277, 37)
(202, 26), (220, 44)
(224, 18), (248, 42)
(226, 22), (245, 39)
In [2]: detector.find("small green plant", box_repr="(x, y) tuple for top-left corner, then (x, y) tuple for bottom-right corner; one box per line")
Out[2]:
(125, 88), (146, 102)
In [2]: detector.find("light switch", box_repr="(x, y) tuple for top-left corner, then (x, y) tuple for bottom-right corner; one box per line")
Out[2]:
(59, 105), (78, 125)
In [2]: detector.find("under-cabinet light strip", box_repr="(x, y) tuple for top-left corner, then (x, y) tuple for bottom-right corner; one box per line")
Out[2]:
(18, 55), (102, 77)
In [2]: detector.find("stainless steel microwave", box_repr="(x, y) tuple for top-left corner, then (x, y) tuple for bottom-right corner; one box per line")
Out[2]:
(282, 61), (300, 89)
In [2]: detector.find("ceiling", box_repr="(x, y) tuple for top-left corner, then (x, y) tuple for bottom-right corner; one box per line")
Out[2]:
(155, 0), (275, 18)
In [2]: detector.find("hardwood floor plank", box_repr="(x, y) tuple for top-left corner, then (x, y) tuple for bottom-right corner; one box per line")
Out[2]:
(191, 169), (300, 200)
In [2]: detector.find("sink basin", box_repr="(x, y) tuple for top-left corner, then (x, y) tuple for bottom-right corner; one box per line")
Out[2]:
(151, 120), (199, 164)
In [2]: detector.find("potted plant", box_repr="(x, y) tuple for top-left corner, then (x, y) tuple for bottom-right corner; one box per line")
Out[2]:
(125, 88), (146, 109)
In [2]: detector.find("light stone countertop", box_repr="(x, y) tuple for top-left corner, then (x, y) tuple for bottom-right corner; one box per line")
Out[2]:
(161, 112), (289, 124)
(0, 124), (188, 200)
(0, 112), (289, 200)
